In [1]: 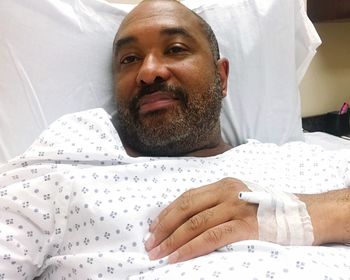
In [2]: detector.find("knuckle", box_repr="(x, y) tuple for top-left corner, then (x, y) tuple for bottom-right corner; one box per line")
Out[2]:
(187, 215), (204, 231)
(160, 206), (170, 218)
(163, 234), (176, 250)
(222, 224), (235, 235)
(186, 209), (213, 232)
(217, 177), (247, 202)
(219, 177), (234, 184)
(178, 189), (195, 212)
(204, 228), (223, 245)
(155, 220), (170, 235)
(156, 207), (171, 223)
(220, 177), (242, 188)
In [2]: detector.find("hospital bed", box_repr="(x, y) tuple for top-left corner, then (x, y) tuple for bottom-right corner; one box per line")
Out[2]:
(0, 0), (323, 163)
(0, 0), (349, 279)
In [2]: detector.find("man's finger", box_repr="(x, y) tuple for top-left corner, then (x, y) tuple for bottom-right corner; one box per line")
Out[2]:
(146, 184), (222, 250)
(167, 219), (256, 264)
(149, 178), (246, 235)
(147, 203), (232, 260)
(150, 183), (221, 231)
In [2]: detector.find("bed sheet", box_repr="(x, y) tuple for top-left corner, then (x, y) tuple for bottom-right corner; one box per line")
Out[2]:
(304, 131), (350, 150)
(0, 109), (349, 279)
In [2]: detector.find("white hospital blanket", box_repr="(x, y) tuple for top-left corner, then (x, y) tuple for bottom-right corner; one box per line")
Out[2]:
(305, 131), (350, 151)
(0, 108), (349, 280)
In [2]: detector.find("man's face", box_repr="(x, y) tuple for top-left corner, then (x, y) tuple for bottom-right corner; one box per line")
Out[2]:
(113, 1), (227, 156)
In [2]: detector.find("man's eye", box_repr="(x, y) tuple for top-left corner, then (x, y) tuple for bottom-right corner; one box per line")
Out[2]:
(167, 46), (187, 54)
(120, 55), (139, 65)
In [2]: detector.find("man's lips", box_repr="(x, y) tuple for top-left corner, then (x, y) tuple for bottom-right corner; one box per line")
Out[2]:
(138, 91), (179, 115)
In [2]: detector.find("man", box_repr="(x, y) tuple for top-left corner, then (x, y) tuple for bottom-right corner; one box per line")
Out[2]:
(112, 0), (230, 158)
(0, 0), (349, 279)
(111, 0), (349, 263)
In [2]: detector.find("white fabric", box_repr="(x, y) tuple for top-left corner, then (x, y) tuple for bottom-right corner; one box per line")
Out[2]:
(240, 184), (314, 246)
(305, 131), (350, 150)
(0, 0), (321, 163)
(188, 0), (321, 147)
(0, 109), (349, 279)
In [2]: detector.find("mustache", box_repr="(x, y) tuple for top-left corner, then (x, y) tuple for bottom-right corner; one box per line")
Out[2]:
(130, 82), (188, 113)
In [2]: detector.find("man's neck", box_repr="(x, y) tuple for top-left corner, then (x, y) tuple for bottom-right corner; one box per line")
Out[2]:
(124, 138), (232, 158)
(185, 139), (232, 157)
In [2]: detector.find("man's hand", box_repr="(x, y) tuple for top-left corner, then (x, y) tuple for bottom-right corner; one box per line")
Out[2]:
(144, 178), (259, 263)
(144, 177), (350, 264)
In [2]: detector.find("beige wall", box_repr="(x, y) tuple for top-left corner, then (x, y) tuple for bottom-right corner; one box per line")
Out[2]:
(300, 21), (350, 117)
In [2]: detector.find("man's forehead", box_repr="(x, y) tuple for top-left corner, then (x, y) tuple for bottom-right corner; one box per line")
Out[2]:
(116, 0), (199, 39)
(115, 26), (194, 50)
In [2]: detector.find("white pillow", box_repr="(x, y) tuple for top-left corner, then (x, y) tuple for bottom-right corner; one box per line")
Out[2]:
(188, 0), (321, 147)
(0, 0), (320, 163)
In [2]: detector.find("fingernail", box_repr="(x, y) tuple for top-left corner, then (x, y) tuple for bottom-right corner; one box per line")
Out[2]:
(144, 234), (155, 251)
(148, 246), (160, 260)
(149, 218), (159, 232)
(168, 251), (179, 264)
(144, 232), (151, 242)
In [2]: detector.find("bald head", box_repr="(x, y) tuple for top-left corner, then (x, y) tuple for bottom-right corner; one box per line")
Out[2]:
(114, 0), (220, 61)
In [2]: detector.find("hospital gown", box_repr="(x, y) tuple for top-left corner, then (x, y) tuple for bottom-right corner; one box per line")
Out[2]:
(0, 108), (349, 280)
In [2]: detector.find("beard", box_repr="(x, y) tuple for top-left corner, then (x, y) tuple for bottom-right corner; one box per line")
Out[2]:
(114, 73), (223, 156)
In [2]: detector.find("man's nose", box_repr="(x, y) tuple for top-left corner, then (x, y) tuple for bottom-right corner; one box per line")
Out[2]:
(136, 54), (171, 85)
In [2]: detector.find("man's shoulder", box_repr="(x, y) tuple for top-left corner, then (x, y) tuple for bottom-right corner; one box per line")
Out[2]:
(8, 108), (127, 167)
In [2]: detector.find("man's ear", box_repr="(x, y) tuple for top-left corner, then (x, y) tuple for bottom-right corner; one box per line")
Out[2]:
(217, 58), (229, 97)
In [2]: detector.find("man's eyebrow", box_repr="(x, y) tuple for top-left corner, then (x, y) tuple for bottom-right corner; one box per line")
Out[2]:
(160, 27), (193, 39)
(113, 36), (137, 55)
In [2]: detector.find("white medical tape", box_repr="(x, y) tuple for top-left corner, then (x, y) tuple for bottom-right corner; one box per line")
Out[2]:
(240, 181), (314, 246)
